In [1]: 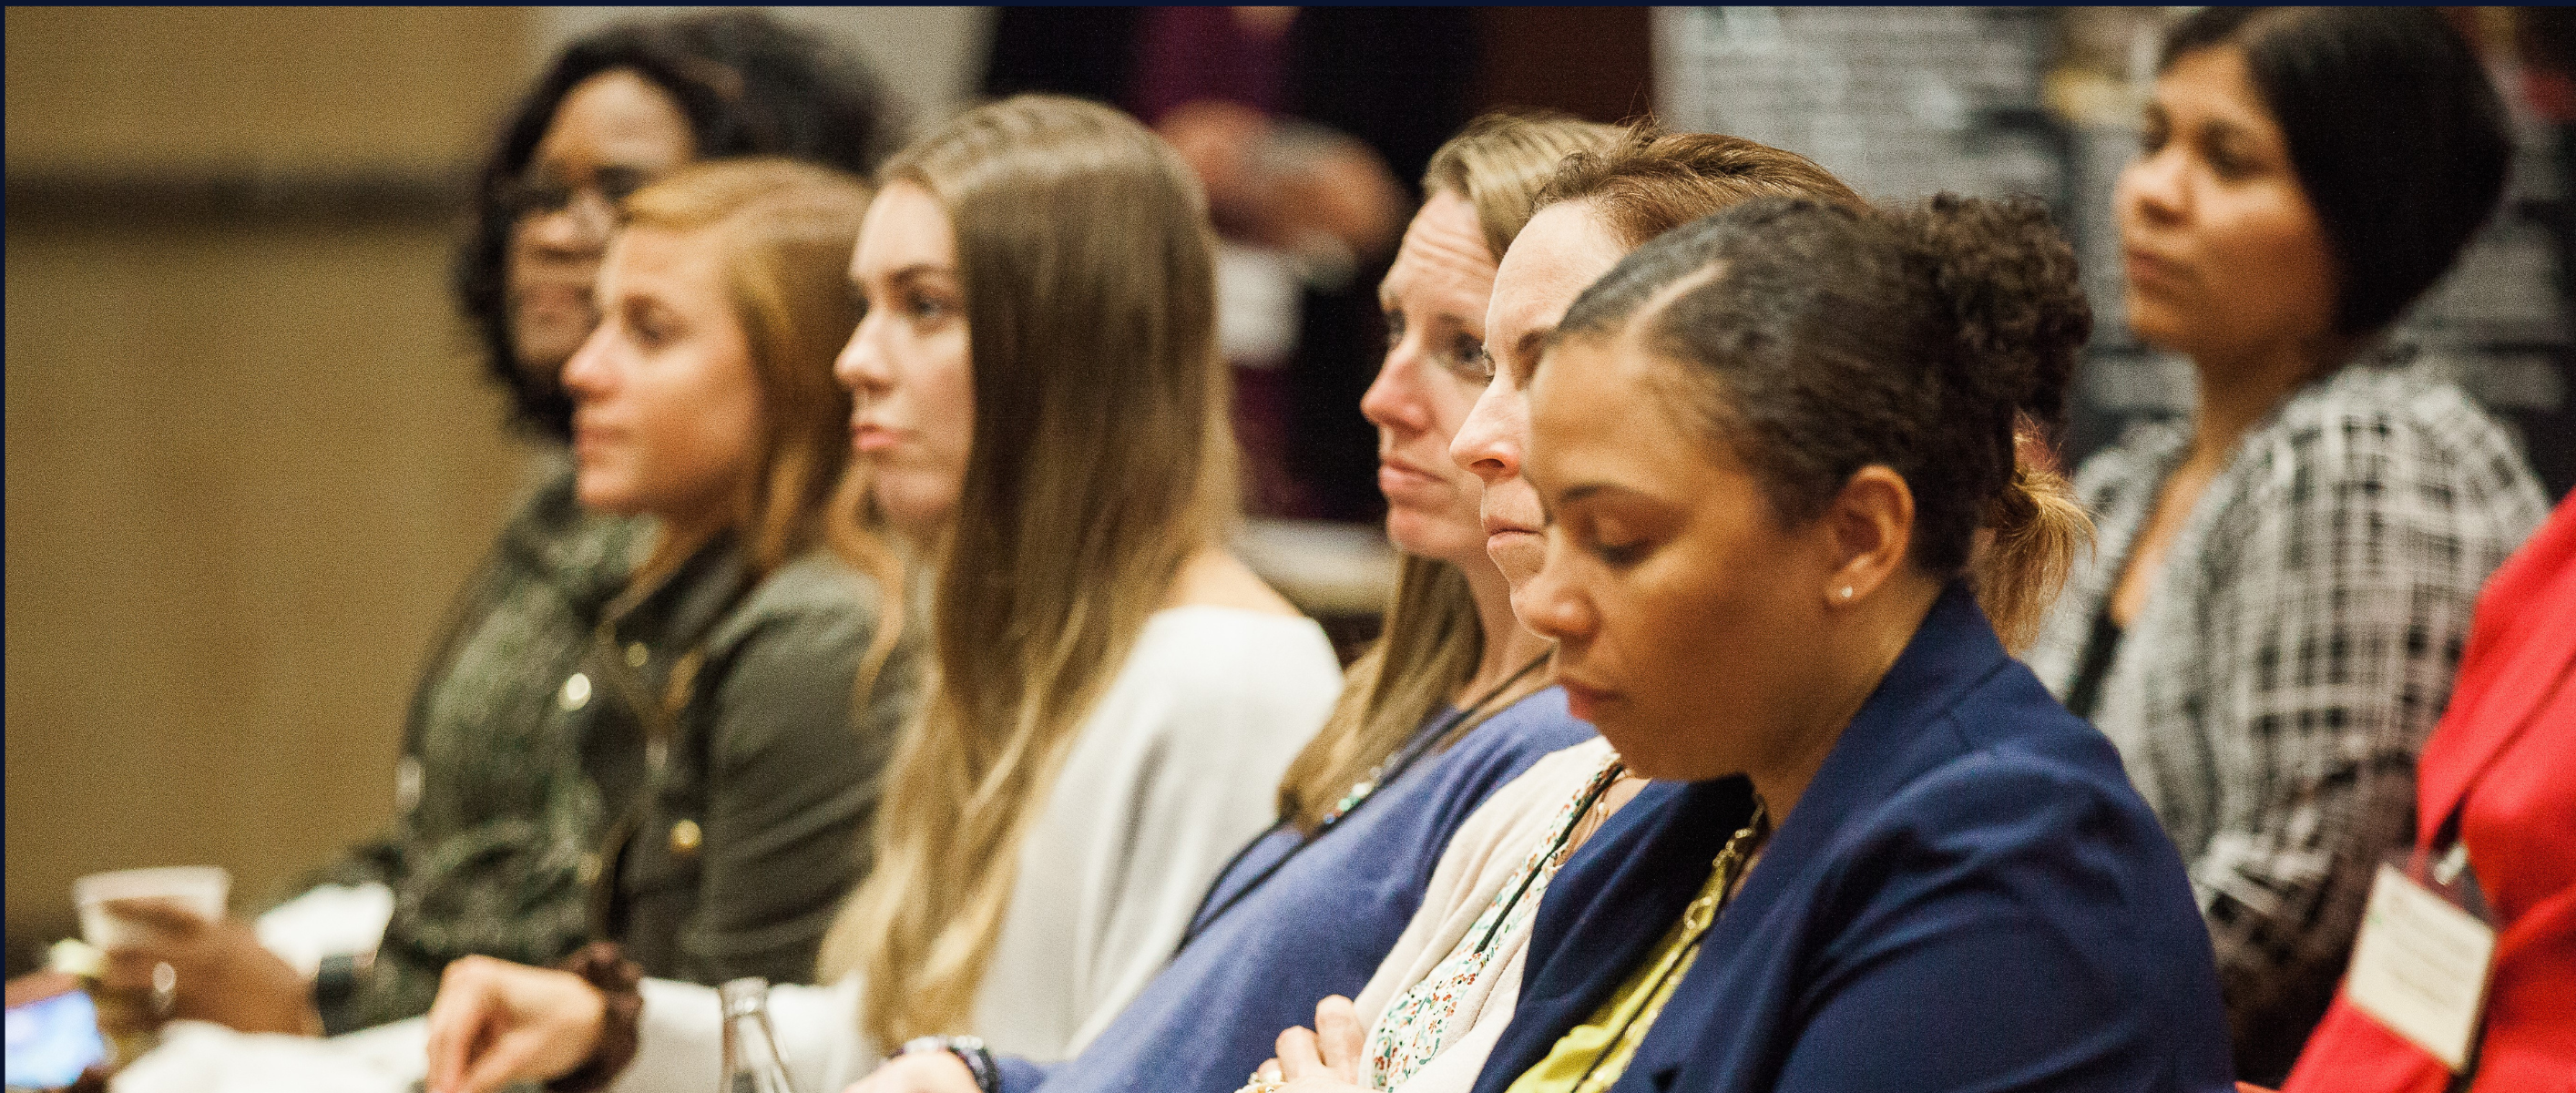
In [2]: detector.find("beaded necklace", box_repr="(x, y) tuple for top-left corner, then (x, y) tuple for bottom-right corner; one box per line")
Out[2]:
(1368, 752), (1628, 1088)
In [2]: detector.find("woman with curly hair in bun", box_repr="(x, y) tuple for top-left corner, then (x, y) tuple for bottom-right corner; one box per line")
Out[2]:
(1448, 194), (2234, 1093)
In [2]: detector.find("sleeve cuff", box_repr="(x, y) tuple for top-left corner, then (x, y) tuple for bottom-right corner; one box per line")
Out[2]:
(994, 1054), (1055, 1093)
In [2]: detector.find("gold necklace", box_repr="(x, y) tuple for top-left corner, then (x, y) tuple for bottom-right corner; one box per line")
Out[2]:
(1567, 795), (1772, 1093)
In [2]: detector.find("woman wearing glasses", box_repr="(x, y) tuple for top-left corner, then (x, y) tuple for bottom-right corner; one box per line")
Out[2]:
(95, 11), (907, 1037)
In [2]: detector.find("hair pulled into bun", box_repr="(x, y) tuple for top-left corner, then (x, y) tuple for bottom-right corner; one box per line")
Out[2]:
(1895, 195), (2093, 646)
(1549, 192), (2092, 649)
(1894, 193), (2089, 431)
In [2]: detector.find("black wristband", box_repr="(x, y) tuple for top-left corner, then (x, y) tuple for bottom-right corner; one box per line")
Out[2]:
(311, 953), (365, 1037)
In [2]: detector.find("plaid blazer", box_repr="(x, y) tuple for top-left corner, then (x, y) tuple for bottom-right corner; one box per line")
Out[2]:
(2026, 361), (2548, 1079)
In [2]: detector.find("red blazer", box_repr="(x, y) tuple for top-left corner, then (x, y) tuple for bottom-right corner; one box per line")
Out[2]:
(2282, 494), (2576, 1093)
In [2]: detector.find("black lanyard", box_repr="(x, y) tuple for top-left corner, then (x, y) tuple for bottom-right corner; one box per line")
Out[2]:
(1568, 797), (1771, 1093)
(1174, 652), (1551, 953)
(1467, 759), (1626, 956)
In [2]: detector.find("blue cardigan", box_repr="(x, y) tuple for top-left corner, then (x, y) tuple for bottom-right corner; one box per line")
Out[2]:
(1470, 585), (2235, 1093)
(1002, 687), (1597, 1093)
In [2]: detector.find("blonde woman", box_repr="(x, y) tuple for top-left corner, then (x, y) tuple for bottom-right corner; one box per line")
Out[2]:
(1252, 127), (1873, 1093)
(102, 156), (918, 1093)
(114, 157), (915, 1089)
(422, 95), (1341, 1093)
(97, 20), (906, 1038)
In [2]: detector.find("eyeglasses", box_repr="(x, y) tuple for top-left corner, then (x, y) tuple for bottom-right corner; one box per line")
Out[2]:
(494, 165), (658, 222)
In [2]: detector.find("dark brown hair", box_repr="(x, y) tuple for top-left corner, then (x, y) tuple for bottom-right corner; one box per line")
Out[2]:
(1551, 195), (2093, 646)
(2160, 6), (2510, 336)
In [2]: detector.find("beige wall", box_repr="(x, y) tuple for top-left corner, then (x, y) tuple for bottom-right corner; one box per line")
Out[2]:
(5, 8), (543, 945)
(5, 7), (532, 175)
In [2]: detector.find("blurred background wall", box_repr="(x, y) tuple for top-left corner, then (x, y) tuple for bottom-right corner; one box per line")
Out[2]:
(7, 5), (2569, 971)
(6, 6), (547, 967)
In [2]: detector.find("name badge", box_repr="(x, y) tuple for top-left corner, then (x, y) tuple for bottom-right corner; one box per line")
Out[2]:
(2343, 859), (2497, 1072)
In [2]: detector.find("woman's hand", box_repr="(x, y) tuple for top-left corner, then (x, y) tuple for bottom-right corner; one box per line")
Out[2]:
(841, 1050), (977, 1093)
(97, 898), (321, 1037)
(423, 955), (604, 1093)
(1252, 995), (1368, 1092)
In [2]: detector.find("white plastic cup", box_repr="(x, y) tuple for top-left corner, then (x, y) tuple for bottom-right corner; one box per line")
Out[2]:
(73, 866), (231, 948)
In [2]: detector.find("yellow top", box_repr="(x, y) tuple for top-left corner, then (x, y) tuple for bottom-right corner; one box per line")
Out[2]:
(1499, 863), (1728, 1093)
(1503, 797), (1767, 1093)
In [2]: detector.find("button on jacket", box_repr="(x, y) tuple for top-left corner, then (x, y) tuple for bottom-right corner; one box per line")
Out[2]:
(310, 465), (913, 1030)
(583, 531), (914, 993)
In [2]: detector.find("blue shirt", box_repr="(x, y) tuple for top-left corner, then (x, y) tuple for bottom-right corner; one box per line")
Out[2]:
(1000, 686), (1596, 1093)
(1472, 585), (2235, 1093)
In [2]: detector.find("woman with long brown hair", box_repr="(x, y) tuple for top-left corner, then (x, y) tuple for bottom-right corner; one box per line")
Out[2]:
(843, 111), (1623, 1093)
(422, 95), (1342, 1093)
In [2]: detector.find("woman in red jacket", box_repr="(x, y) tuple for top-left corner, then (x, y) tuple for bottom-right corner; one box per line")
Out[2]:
(2281, 492), (2576, 1093)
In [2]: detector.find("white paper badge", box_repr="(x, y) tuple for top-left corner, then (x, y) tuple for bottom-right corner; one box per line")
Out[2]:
(2344, 863), (2498, 1071)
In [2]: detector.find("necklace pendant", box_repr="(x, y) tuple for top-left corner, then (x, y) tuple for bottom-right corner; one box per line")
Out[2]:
(1679, 890), (1722, 934)
(1324, 780), (1375, 821)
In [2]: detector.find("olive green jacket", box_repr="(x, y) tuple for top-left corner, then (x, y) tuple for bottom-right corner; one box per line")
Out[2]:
(308, 465), (913, 1031)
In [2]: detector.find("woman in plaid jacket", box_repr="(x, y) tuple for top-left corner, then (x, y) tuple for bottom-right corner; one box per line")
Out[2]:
(2023, 8), (2550, 1083)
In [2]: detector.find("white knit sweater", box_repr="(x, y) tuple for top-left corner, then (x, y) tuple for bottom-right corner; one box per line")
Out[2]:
(616, 607), (1342, 1092)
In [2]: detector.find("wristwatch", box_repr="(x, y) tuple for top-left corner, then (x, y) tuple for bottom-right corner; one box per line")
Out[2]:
(895, 1035), (1000, 1093)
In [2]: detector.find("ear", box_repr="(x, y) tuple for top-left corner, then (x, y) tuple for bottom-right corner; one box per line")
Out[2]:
(1817, 465), (1913, 608)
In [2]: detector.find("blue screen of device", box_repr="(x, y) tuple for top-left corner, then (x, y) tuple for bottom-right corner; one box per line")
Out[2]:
(4, 990), (106, 1089)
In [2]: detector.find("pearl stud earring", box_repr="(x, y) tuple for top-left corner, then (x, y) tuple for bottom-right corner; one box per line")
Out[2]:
(1837, 586), (1855, 601)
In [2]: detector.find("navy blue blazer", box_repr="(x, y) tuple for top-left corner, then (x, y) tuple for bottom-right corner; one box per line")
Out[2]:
(1470, 583), (2235, 1093)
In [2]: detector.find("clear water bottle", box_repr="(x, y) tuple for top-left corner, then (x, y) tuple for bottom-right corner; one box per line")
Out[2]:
(718, 977), (802, 1093)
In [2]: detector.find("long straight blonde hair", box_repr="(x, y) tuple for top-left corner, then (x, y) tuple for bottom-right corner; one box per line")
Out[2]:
(816, 95), (1233, 1048)
(1275, 113), (1621, 833)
